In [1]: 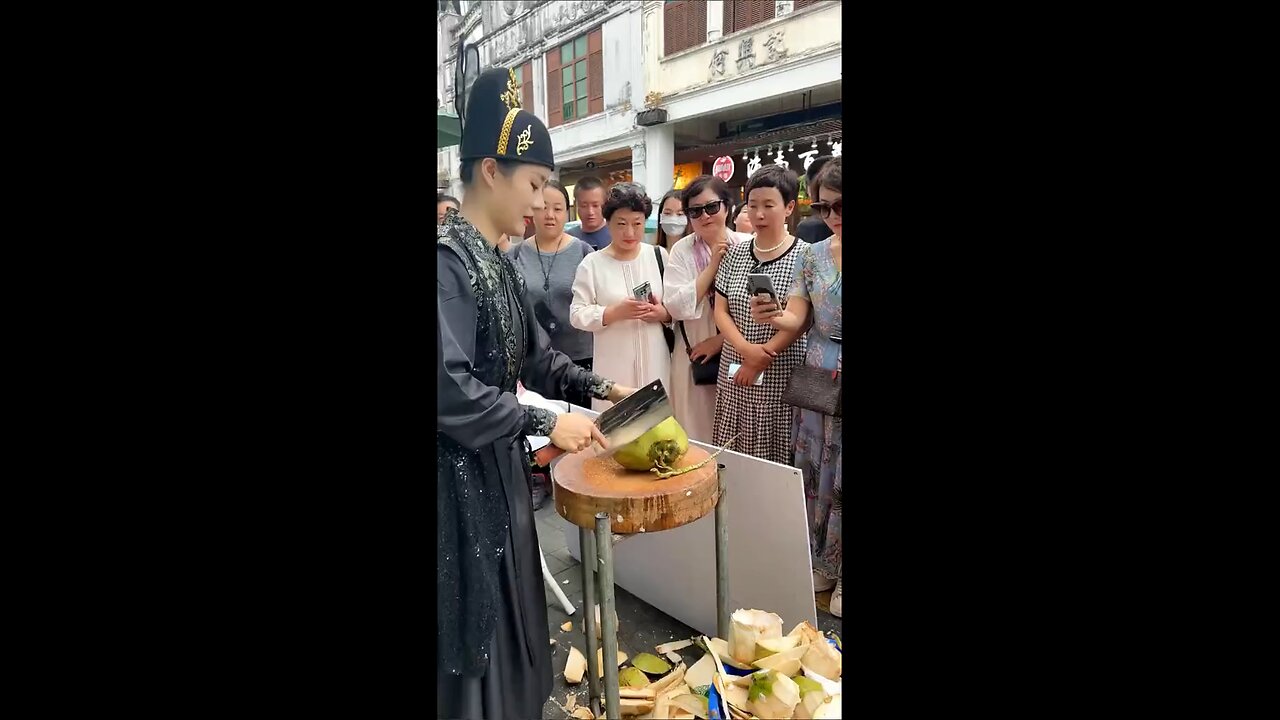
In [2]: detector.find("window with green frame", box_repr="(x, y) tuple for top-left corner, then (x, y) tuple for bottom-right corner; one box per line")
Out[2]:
(560, 34), (589, 121)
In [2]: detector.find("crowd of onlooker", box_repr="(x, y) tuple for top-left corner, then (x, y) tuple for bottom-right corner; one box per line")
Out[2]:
(437, 156), (844, 616)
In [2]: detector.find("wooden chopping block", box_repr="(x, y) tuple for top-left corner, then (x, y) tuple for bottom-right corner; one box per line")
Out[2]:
(552, 446), (720, 533)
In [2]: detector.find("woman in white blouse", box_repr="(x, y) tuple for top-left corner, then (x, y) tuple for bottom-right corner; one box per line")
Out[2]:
(570, 182), (672, 412)
(662, 176), (752, 443)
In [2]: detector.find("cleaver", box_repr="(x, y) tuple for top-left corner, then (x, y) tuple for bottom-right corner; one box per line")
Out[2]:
(531, 379), (673, 467)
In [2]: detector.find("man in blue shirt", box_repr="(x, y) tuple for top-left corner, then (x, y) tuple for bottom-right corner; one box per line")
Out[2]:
(566, 175), (611, 249)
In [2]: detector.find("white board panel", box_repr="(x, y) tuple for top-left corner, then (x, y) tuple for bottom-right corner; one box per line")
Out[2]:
(556, 408), (817, 638)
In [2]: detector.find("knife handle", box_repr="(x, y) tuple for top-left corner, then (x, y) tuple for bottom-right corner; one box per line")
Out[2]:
(533, 445), (565, 467)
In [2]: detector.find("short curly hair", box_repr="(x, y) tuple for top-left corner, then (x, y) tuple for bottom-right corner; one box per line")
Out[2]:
(745, 165), (799, 205)
(603, 182), (653, 220)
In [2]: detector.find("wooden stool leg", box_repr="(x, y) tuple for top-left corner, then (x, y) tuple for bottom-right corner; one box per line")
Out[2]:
(581, 526), (601, 713)
(595, 512), (621, 720)
(715, 463), (730, 639)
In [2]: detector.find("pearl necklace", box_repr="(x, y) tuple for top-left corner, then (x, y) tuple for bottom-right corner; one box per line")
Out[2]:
(753, 234), (790, 253)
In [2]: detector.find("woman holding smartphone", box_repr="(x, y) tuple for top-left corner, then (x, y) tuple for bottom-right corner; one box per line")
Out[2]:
(663, 175), (750, 443)
(712, 165), (808, 464)
(751, 158), (843, 616)
(570, 182), (672, 411)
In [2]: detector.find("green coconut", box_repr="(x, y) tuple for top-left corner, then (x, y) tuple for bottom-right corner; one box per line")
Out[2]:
(613, 417), (690, 472)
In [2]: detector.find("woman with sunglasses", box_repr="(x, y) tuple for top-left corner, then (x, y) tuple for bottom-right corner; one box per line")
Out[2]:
(570, 182), (672, 411)
(662, 176), (751, 442)
(750, 157), (843, 616)
(712, 165), (809, 465)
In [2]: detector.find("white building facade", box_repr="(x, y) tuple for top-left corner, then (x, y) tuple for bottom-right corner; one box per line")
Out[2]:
(437, 0), (842, 226)
(436, 0), (648, 210)
(638, 0), (843, 222)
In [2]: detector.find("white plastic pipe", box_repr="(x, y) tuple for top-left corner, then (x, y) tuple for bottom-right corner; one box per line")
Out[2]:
(542, 547), (576, 615)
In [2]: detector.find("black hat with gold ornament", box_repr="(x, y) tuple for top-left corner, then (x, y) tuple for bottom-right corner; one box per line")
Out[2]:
(458, 66), (555, 170)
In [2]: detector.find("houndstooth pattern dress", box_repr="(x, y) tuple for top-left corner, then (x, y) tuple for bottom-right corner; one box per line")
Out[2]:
(712, 237), (809, 465)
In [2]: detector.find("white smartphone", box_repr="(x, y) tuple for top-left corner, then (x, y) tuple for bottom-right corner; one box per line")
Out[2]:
(726, 362), (764, 386)
(632, 280), (652, 302)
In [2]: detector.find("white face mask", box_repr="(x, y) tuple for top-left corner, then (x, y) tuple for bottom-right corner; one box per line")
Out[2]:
(660, 215), (688, 236)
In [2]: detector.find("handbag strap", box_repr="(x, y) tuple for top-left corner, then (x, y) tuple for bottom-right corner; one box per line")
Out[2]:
(654, 246), (697, 356)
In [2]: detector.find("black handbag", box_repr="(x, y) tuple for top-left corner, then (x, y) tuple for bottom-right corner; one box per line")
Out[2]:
(783, 341), (842, 416)
(678, 320), (721, 385)
(653, 246), (675, 355)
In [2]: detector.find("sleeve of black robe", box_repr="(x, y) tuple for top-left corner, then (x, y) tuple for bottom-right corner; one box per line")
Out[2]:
(437, 249), (559, 448)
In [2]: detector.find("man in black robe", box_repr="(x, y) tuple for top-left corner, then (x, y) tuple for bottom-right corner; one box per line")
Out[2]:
(437, 67), (635, 719)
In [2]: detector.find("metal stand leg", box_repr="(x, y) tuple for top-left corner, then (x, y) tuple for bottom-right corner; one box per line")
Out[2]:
(715, 464), (730, 639)
(581, 527), (601, 715)
(595, 512), (620, 720)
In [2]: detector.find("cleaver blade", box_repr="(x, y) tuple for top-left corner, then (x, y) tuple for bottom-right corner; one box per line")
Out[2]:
(530, 379), (673, 466)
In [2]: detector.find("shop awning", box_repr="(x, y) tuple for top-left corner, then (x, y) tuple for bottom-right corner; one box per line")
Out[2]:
(674, 118), (843, 164)
(438, 111), (462, 149)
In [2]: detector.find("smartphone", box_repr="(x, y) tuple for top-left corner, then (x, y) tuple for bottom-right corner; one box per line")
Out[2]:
(747, 273), (778, 308)
(632, 281), (652, 302)
(726, 362), (764, 386)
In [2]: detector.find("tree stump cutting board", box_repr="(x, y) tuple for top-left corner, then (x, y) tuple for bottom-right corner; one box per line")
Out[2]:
(552, 446), (720, 534)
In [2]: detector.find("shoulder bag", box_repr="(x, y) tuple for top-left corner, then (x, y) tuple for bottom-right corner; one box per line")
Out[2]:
(677, 320), (721, 385)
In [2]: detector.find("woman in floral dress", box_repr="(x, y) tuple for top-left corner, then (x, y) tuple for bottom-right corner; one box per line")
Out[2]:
(752, 158), (843, 616)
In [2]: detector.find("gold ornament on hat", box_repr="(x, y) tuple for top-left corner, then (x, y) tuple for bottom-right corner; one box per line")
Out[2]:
(500, 68), (520, 110)
(496, 109), (521, 155)
(496, 68), (526, 156)
(515, 125), (533, 156)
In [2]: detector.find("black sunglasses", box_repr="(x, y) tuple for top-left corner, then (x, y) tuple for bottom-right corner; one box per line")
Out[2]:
(686, 200), (724, 219)
(810, 199), (843, 219)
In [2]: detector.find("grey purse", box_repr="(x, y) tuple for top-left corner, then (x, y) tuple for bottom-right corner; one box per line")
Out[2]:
(782, 328), (842, 416)
(782, 364), (842, 417)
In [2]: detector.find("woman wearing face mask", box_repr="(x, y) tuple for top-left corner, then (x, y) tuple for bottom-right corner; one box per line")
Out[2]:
(655, 189), (689, 251)
(570, 182), (672, 411)
(711, 165), (808, 465)
(751, 157), (842, 616)
(509, 179), (596, 407)
(662, 176), (751, 443)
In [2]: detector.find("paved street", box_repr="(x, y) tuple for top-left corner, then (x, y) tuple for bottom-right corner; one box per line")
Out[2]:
(535, 502), (842, 719)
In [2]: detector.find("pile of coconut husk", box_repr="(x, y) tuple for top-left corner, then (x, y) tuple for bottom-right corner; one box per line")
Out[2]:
(560, 608), (841, 719)
(562, 642), (688, 718)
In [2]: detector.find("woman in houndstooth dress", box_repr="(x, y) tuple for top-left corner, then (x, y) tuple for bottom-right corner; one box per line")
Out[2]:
(712, 166), (809, 465)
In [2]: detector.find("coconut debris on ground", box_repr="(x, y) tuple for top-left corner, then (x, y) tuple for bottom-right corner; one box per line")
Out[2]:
(558, 607), (842, 719)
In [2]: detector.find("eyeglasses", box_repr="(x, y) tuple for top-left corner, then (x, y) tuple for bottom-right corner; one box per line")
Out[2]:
(686, 200), (724, 219)
(810, 199), (843, 219)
